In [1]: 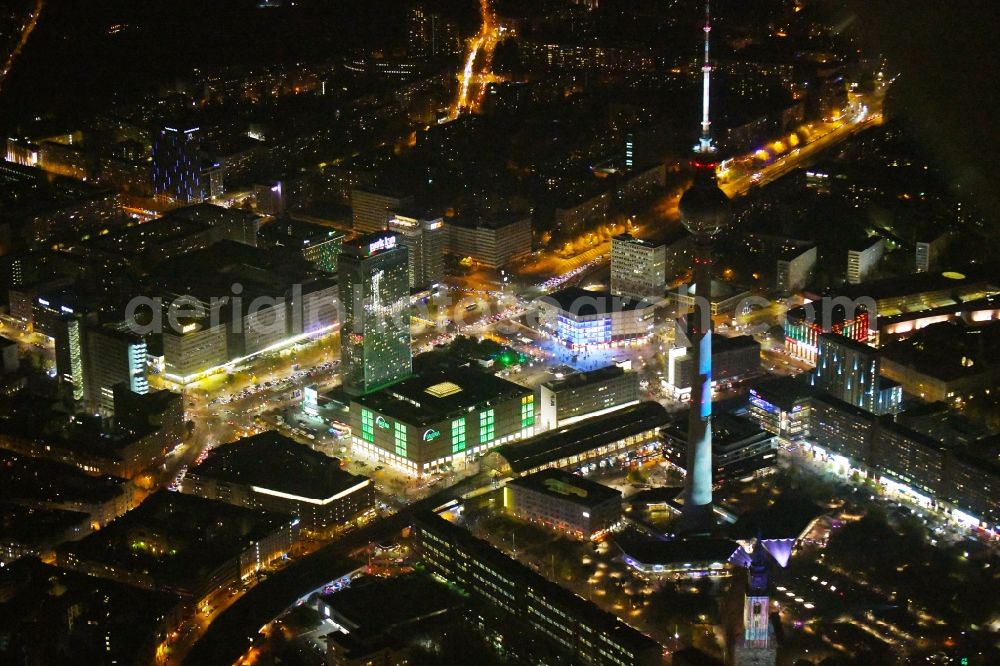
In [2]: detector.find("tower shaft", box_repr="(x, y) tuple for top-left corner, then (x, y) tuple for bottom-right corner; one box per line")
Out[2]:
(681, 236), (715, 528)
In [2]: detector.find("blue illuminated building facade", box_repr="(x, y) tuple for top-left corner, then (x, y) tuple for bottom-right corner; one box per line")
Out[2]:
(152, 124), (204, 204)
(557, 313), (612, 347)
(537, 287), (654, 350)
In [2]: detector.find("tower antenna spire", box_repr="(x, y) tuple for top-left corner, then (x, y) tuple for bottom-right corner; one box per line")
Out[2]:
(697, 0), (715, 155)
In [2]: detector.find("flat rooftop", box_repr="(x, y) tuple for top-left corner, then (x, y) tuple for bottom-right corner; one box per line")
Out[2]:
(0, 450), (127, 507)
(352, 367), (531, 427)
(732, 496), (826, 542)
(749, 375), (815, 410)
(59, 491), (290, 594)
(612, 233), (662, 249)
(319, 573), (459, 636)
(881, 320), (1000, 382)
(804, 262), (999, 304)
(446, 212), (529, 230)
(538, 286), (653, 315)
(0, 558), (180, 665)
(664, 413), (770, 450)
(708, 334), (760, 354)
(0, 502), (88, 548)
(149, 239), (319, 304)
(507, 468), (622, 509)
(341, 230), (402, 257)
(189, 431), (368, 501)
(0, 401), (162, 460)
(776, 243), (815, 261)
(416, 511), (659, 655)
(85, 215), (210, 256)
(617, 537), (742, 567)
(258, 218), (344, 245)
(819, 332), (878, 355)
(542, 364), (627, 392)
(493, 401), (669, 474)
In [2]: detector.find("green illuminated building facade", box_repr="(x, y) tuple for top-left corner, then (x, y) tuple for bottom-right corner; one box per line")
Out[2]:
(350, 368), (534, 476)
(338, 231), (412, 396)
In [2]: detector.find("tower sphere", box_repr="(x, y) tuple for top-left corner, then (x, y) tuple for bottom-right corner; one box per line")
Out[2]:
(679, 167), (731, 238)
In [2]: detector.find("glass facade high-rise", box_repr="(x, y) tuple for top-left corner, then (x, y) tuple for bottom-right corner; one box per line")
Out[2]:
(84, 325), (149, 416)
(812, 333), (901, 415)
(338, 231), (412, 396)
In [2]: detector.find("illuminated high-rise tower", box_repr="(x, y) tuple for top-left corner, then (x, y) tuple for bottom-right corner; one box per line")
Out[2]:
(338, 231), (412, 396)
(677, 0), (731, 531)
(152, 124), (204, 204)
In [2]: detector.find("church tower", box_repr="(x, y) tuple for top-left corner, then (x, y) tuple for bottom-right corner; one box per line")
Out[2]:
(733, 541), (777, 666)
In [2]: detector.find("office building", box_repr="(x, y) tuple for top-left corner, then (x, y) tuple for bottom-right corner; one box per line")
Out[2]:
(846, 237), (884, 284)
(112, 387), (184, 438)
(666, 335), (761, 398)
(808, 392), (879, 467)
(407, 6), (461, 57)
(152, 124), (204, 204)
(0, 396), (181, 480)
(747, 376), (814, 441)
(444, 213), (532, 268)
(812, 333), (901, 415)
(74, 213), (218, 274)
(350, 367), (533, 476)
(610, 234), (665, 301)
(415, 512), (661, 666)
(339, 231), (412, 396)
(942, 449), (1000, 527)
(161, 318), (228, 381)
(538, 365), (639, 429)
(151, 240), (338, 383)
(534, 287), (655, 350)
(0, 450), (135, 528)
(807, 395), (999, 529)
(0, 505), (89, 566)
(82, 324), (148, 416)
(554, 189), (612, 237)
(388, 212), (445, 289)
(33, 293), (88, 402)
(183, 431), (374, 531)
(351, 187), (413, 234)
(776, 245), (816, 295)
(874, 422), (952, 497)
(503, 468), (622, 540)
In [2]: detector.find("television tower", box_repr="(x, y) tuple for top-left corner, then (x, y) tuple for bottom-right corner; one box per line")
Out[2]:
(678, 0), (731, 532)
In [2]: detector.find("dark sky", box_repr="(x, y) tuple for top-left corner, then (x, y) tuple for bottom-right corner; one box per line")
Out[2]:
(847, 0), (1000, 228)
